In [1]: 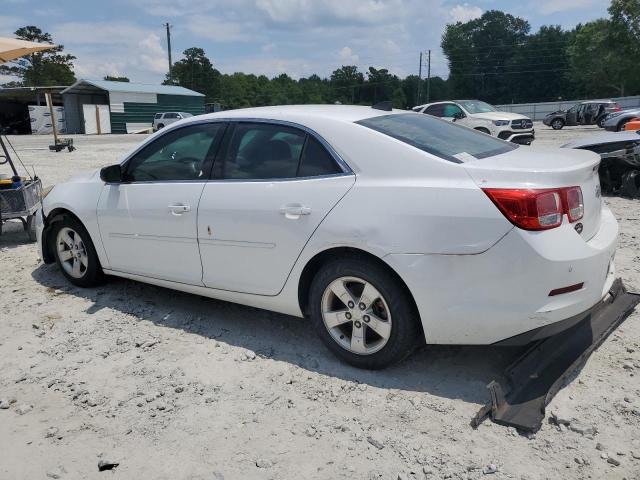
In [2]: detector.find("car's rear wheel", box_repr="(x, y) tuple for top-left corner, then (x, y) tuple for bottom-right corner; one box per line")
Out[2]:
(551, 119), (564, 130)
(157, 123), (165, 130)
(597, 117), (606, 128)
(309, 257), (419, 369)
(52, 217), (104, 287)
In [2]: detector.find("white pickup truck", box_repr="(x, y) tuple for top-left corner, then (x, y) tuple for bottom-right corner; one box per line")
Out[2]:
(413, 100), (535, 145)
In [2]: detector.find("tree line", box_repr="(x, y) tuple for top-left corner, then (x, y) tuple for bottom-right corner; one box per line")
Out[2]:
(2, 0), (638, 109)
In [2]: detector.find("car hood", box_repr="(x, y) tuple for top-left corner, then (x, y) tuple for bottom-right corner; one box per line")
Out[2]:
(471, 112), (531, 121)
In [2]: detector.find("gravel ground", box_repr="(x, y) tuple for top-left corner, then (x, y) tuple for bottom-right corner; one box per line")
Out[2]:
(1, 124), (639, 480)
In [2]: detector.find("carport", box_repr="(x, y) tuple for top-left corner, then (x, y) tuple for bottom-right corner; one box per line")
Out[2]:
(61, 79), (205, 134)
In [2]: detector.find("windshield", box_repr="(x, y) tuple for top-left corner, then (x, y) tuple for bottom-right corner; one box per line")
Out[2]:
(457, 100), (497, 114)
(356, 113), (517, 163)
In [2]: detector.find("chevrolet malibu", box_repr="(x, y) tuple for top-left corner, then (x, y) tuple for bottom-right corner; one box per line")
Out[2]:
(37, 105), (618, 369)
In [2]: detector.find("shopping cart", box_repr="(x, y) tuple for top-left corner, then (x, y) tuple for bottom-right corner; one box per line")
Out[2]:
(0, 136), (42, 241)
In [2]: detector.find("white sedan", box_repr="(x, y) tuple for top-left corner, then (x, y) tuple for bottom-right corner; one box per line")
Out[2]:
(37, 104), (618, 369)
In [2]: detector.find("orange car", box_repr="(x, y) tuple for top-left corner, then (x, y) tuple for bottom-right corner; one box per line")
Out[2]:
(624, 118), (640, 131)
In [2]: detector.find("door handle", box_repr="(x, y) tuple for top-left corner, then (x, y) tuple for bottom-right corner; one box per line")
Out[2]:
(168, 204), (191, 215)
(280, 204), (311, 218)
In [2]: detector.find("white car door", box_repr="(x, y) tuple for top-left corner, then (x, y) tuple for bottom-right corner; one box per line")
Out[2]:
(198, 121), (355, 295)
(97, 122), (227, 284)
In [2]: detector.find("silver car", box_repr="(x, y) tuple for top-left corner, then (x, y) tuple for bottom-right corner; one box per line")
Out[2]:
(602, 107), (640, 131)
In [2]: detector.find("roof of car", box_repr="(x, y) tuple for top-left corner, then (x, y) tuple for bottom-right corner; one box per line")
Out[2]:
(188, 104), (408, 124)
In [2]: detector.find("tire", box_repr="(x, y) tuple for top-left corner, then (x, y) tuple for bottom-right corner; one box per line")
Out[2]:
(597, 117), (606, 128)
(51, 216), (104, 287)
(617, 120), (629, 132)
(308, 256), (420, 369)
(622, 170), (640, 198)
(157, 123), (165, 130)
(551, 118), (565, 130)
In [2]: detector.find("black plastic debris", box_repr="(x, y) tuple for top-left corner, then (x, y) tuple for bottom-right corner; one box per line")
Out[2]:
(472, 278), (640, 432)
(98, 460), (119, 472)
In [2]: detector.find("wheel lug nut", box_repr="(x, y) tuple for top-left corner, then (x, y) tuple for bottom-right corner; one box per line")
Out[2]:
(345, 312), (352, 320)
(347, 301), (354, 308)
(363, 315), (370, 323)
(359, 303), (366, 310)
(354, 321), (362, 328)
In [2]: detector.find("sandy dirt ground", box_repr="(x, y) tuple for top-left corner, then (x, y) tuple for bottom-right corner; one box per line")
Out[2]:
(1, 124), (639, 480)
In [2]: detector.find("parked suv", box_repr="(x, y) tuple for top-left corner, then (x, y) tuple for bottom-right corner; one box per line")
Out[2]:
(153, 112), (193, 131)
(413, 100), (534, 145)
(543, 100), (620, 130)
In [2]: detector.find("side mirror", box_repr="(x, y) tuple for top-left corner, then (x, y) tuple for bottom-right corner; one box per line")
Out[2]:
(100, 164), (122, 183)
(453, 111), (465, 121)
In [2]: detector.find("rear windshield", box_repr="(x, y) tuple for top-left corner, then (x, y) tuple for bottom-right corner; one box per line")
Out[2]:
(356, 113), (517, 163)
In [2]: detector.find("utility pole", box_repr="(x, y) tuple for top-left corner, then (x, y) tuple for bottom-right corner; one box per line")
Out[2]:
(164, 22), (173, 84)
(417, 51), (423, 104)
(426, 49), (431, 103)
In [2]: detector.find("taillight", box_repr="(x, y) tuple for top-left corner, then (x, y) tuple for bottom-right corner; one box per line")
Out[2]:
(563, 186), (584, 222)
(483, 186), (583, 231)
(614, 103), (621, 111)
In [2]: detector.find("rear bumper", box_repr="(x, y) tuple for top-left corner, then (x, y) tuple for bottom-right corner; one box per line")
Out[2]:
(473, 277), (639, 431)
(386, 204), (619, 344)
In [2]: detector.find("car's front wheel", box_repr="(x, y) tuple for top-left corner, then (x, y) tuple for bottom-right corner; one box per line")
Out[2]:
(52, 217), (104, 287)
(551, 118), (565, 130)
(309, 257), (420, 369)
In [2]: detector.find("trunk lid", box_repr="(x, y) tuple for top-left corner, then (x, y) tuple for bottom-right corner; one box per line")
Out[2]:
(464, 147), (603, 240)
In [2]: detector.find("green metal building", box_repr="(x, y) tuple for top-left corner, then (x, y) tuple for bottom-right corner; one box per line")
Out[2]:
(61, 79), (205, 134)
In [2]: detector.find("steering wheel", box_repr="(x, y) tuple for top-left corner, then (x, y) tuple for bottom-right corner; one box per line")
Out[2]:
(177, 156), (202, 176)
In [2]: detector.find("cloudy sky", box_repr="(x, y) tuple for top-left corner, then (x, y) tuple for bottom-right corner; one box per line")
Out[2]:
(2, 0), (608, 84)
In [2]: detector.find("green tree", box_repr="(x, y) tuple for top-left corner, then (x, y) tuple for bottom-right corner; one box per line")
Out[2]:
(329, 65), (364, 103)
(104, 75), (130, 82)
(166, 47), (221, 102)
(568, 19), (637, 97)
(0, 26), (75, 86)
(441, 11), (530, 103)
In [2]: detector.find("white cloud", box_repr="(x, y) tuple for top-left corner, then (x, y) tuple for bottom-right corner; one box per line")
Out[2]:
(187, 15), (253, 42)
(51, 22), (168, 82)
(449, 3), (483, 23)
(337, 46), (359, 63)
(537, 0), (598, 15)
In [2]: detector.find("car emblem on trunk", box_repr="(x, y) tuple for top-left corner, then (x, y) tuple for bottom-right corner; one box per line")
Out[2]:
(575, 222), (584, 234)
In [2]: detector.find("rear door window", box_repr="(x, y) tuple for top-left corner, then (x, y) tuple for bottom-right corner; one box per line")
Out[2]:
(356, 113), (517, 163)
(424, 104), (445, 117)
(223, 123), (306, 179)
(297, 136), (342, 177)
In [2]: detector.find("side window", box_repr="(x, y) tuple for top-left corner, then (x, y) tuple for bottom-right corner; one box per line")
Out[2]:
(154, 113), (162, 119)
(298, 136), (342, 177)
(165, 113), (178, 119)
(125, 123), (224, 182)
(443, 104), (463, 117)
(424, 104), (445, 117)
(223, 123), (306, 180)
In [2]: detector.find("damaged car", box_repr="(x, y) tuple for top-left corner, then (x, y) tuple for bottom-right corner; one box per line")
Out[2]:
(36, 104), (639, 431)
(562, 130), (640, 198)
(543, 100), (620, 130)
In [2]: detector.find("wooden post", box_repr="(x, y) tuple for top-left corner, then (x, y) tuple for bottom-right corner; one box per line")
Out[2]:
(95, 105), (102, 135)
(45, 91), (59, 145)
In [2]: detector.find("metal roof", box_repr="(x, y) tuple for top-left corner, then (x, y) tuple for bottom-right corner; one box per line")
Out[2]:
(61, 79), (205, 97)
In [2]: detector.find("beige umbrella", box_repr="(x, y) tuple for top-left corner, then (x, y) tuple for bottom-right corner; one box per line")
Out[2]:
(0, 36), (56, 64)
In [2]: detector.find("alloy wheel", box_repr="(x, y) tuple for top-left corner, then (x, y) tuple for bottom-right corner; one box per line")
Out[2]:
(56, 227), (89, 279)
(321, 276), (392, 355)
